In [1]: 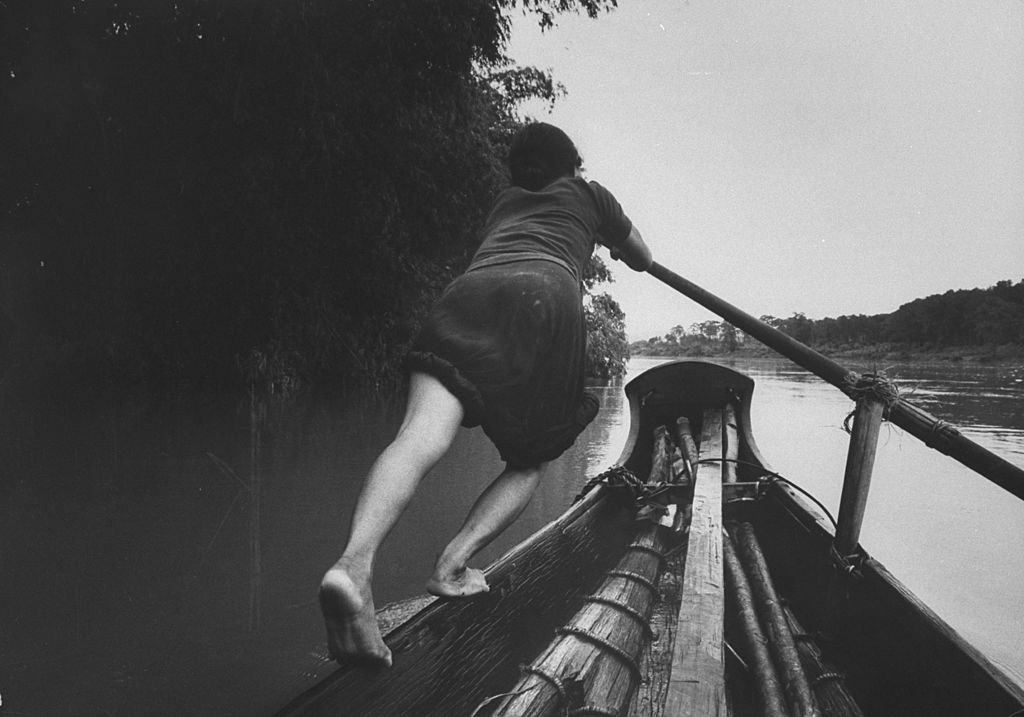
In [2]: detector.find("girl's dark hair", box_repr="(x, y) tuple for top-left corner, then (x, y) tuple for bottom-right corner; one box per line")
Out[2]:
(508, 122), (582, 191)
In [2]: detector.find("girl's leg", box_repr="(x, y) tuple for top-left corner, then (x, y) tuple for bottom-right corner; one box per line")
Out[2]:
(319, 372), (464, 665)
(426, 461), (547, 597)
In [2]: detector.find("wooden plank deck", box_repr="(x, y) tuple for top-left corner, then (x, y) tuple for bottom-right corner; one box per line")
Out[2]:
(664, 409), (727, 715)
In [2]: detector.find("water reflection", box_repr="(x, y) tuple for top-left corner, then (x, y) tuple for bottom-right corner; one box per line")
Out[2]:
(2, 356), (1023, 714)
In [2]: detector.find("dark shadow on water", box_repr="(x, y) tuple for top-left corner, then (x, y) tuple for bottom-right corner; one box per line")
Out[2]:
(4, 357), (1022, 714)
(0, 378), (624, 716)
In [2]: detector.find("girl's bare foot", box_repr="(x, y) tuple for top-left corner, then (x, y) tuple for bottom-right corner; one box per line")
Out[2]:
(319, 559), (392, 667)
(425, 565), (489, 597)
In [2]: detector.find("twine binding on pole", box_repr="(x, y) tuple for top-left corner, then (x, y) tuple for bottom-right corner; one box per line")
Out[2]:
(924, 419), (961, 453)
(582, 594), (655, 638)
(842, 371), (901, 432)
(555, 626), (643, 682)
(604, 569), (659, 594)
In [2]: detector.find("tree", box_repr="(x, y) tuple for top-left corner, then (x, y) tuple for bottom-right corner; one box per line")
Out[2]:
(696, 320), (722, 341)
(584, 291), (629, 380)
(721, 322), (738, 352)
(0, 0), (620, 387)
(583, 255), (629, 378)
(780, 312), (813, 343)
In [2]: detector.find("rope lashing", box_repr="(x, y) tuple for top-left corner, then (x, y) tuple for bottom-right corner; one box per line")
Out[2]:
(605, 569), (659, 594)
(811, 670), (847, 688)
(626, 541), (667, 561)
(570, 706), (618, 716)
(925, 419), (961, 453)
(582, 594), (655, 638)
(555, 626), (644, 682)
(574, 465), (673, 509)
(574, 466), (644, 503)
(842, 371), (901, 432)
(520, 664), (571, 714)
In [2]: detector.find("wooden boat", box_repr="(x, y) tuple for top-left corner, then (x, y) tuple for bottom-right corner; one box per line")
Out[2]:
(275, 359), (1024, 717)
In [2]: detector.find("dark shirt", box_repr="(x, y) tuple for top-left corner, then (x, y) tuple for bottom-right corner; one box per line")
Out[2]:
(468, 177), (633, 285)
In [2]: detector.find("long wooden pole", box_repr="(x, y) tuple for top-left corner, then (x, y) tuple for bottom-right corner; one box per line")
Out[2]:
(733, 523), (821, 717)
(647, 262), (1024, 501)
(723, 535), (788, 717)
(783, 605), (865, 716)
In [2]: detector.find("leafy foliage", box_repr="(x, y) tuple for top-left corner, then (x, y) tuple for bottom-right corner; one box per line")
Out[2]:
(1, 0), (617, 388)
(584, 257), (630, 379)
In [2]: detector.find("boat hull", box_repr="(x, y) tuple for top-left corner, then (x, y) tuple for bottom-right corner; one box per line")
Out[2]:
(276, 360), (1024, 716)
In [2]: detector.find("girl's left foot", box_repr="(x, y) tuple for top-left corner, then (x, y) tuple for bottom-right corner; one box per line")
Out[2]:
(319, 559), (392, 666)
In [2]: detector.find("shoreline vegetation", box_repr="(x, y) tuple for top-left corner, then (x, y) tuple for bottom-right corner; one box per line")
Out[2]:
(631, 341), (1024, 369)
(629, 279), (1024, 373)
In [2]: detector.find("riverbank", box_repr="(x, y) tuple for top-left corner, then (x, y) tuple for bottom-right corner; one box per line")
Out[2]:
(632, 341), (1024, 370)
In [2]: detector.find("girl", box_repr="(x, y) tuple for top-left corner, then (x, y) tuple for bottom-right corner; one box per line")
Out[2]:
(319, 123), (653, 666)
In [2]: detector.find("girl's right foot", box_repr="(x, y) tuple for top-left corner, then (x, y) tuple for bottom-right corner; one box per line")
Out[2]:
(425, 565), (489, 597)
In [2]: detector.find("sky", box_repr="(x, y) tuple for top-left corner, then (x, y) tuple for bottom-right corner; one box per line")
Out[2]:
(506, 1), (1024, 341)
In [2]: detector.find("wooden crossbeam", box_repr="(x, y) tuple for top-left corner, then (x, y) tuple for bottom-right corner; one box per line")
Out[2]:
(665, 409), (727, 715)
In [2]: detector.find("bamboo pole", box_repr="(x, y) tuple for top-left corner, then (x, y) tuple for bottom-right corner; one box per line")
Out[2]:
(651, 425), (672, 483)
(724, 404), (739, 484)
(628, 547), (685, 717)
(674, 416), (698, 483)
(733, 522), (821, 717)
(834, 398), (885, 558)
(784, 606), (865, 717)
(490, 525), (667, 716)
(647, 262), (1024, 501)
(652, 425), (677, 526)
(490, 430), (675, 716)
(672, 417), (698, 533)
(723, 534), (788, 717)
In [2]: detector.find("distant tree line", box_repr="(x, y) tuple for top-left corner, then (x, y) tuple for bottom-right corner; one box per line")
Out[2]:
(1, 0), (623, 391)
(633, 279), (1024, 357)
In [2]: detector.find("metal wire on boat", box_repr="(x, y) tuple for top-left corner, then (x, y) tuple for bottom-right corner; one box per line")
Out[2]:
(695, 458), (840, 530)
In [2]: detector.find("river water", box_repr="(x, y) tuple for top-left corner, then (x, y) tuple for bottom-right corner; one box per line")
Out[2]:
(2, 356), (1022, 715)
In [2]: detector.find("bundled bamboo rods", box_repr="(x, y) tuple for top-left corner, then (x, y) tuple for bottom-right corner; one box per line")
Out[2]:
(647, 262), (1024, 500)
(834, 398), (885, 558)
(669, 442), (689, 485)
(671, 417), (699, 533)
(724, 404), (739, 484)
(628, 547), (685, 717)
(674, 416), (698, 483)
(651, 425), (672, 483)
(723, 534), (788, 717)
(783, 606), (865, 717)
(652, 425), (677, 526)
(732, 522), (821, 717)
(490, 525), (668, 716)
(490, 431), (675, 716)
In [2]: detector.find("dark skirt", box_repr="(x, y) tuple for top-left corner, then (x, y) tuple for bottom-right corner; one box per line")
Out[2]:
(406, 260), (599, 468)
